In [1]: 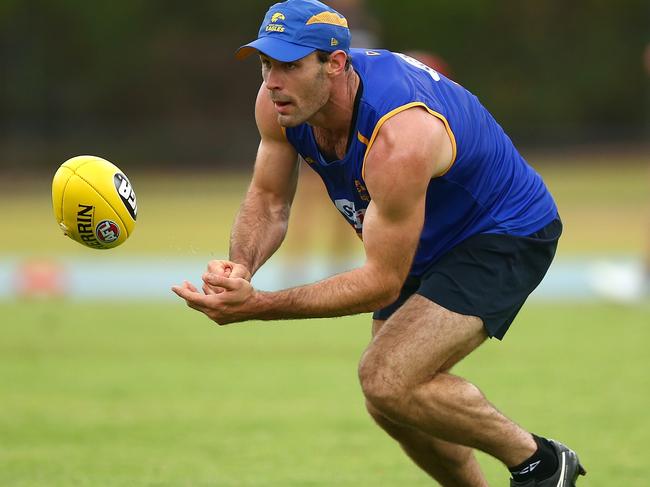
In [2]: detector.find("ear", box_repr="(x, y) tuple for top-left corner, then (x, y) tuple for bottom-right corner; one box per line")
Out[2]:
(326, 50), (349, 76)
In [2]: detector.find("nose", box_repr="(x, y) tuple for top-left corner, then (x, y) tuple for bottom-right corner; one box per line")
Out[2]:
(264, 66), (282, 91)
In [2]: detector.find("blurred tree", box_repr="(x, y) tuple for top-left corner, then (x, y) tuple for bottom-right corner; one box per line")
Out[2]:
(372, 0), (648, 144)
(1, 0), (647, 170)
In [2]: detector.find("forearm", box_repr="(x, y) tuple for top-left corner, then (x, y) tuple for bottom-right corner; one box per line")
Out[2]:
(248, 264), (401, 320)
(229, 188), (290, 276)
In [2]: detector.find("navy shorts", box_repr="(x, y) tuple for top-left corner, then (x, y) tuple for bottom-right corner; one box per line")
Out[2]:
(373, 219), (562, 340)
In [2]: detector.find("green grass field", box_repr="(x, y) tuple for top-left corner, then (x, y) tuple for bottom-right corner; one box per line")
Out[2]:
(1, 152), (648, 484)
(1, 153), (648, 256)
(1, 301), (649, 486)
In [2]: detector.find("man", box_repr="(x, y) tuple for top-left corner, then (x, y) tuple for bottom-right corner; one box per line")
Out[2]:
(172, 1), (586, 485)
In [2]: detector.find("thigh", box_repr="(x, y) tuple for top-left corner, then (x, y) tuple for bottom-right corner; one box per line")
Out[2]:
(366, 294), (487, 384)
(371, 318), (385, 337)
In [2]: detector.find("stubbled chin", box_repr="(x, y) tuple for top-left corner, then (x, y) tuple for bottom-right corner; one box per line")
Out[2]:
(277, 114), (299, 128)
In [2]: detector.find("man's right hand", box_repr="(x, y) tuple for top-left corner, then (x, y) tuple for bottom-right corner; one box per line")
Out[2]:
(201, 260), (252, 294)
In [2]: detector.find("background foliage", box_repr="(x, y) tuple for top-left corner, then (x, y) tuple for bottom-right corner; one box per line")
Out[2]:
(2, 0), (648, 171)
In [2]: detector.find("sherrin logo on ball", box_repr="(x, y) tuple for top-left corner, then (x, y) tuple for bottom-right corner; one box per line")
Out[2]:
(52, 155), (137, 249)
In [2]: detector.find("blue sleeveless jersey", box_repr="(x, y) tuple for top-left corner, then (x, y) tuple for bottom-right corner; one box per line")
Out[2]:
(285, 48), (558, 277)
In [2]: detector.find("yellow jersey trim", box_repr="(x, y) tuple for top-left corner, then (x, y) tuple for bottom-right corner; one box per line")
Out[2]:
(361, 102), (457, 180)
(357, 131), (369, 145)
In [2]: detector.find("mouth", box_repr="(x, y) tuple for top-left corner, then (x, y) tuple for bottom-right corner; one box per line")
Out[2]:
(273, 100), (292, 114)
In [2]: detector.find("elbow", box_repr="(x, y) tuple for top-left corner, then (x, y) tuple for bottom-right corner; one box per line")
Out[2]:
(371, 277), (403, 310)
(360, 262), (407, 311)
(376, 289), (401, 310)
(248, 188), (291, 220)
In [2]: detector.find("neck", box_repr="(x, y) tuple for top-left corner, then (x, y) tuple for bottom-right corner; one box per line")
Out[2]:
(309, 68), (359, 135)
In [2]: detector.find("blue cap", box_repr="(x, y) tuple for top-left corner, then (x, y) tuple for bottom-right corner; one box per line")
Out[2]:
(236, 0), (351, 62)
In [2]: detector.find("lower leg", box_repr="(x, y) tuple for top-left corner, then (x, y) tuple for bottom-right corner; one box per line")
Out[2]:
(367, 402), (488, 487)
(362, 299), (537, 468)
(387, 371), (536, 467)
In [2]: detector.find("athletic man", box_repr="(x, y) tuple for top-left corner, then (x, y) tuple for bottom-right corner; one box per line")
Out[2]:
(172, 1), (586, 485)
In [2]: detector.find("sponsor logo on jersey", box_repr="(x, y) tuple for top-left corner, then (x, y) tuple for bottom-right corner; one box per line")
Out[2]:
(335, 198), (366, 230)
(95, 220), (120, 243)
(76, 204), (102, 248)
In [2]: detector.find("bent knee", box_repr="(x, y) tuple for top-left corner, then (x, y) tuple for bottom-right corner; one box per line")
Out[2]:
(358, 357), (409, 418)
(364, 399), (392, 429)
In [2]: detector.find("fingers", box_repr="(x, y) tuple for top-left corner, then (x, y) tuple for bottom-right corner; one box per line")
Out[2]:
(202, 273), (244, 291)
(203, 261), (235, 295)
(201, 266), (228, 295)
(207, 260), (233, 277)
(182, 280), (215, 301)
(202, 274), (253, 305)
(183, 280), (199, 292)
(230, 264), (252, 280)
(202, 280), (228, 295)
(172, 274), (252, 326)
(171, 283), (212, 308)
(206, 259), (251, 281)
(171, 282), (236, 325)
(202, 283), (221, 295)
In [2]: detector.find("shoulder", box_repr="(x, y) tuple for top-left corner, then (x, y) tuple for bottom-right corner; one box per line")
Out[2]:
(353, 50), (411, 109)
(353, 51), (445, 146)
(363, 107), (453, 186)
(361, 109), (443, 222)
(254, 83), (287, 143)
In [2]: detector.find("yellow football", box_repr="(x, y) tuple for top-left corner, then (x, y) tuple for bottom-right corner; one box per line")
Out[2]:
(52, 155), (138, 249)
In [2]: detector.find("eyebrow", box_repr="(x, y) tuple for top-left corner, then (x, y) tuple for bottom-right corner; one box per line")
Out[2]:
(259, 56), (300, 66)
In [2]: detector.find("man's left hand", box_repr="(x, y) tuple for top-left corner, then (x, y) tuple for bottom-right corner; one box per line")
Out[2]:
(171, 274), (256, 325)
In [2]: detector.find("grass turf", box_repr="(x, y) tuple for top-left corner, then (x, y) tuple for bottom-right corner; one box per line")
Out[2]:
(1, 154), (648, 256)
(1, 301), (648, 486)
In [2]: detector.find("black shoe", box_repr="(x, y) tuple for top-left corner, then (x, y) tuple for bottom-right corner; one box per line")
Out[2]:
(510, 440), (586, 486)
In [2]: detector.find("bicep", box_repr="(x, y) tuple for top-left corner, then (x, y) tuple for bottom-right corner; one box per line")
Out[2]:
(250, 84), (299, 204)
(360, 108), (449, 284)
(250, 136), (299, 204)
(361, 196), (425, 288)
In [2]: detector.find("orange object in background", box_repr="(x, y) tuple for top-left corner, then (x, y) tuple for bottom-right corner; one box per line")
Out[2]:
(13, 258), (69, 298)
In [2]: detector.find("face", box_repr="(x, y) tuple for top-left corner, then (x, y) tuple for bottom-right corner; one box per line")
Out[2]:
(260, 52), (330, 127)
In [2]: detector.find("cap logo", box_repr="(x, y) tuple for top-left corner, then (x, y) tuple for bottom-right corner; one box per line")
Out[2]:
(305, 11), (349, 28)
(331, 38), (339, 47)
(266, 11), (286, 32)
(271, 12), (285, 23)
